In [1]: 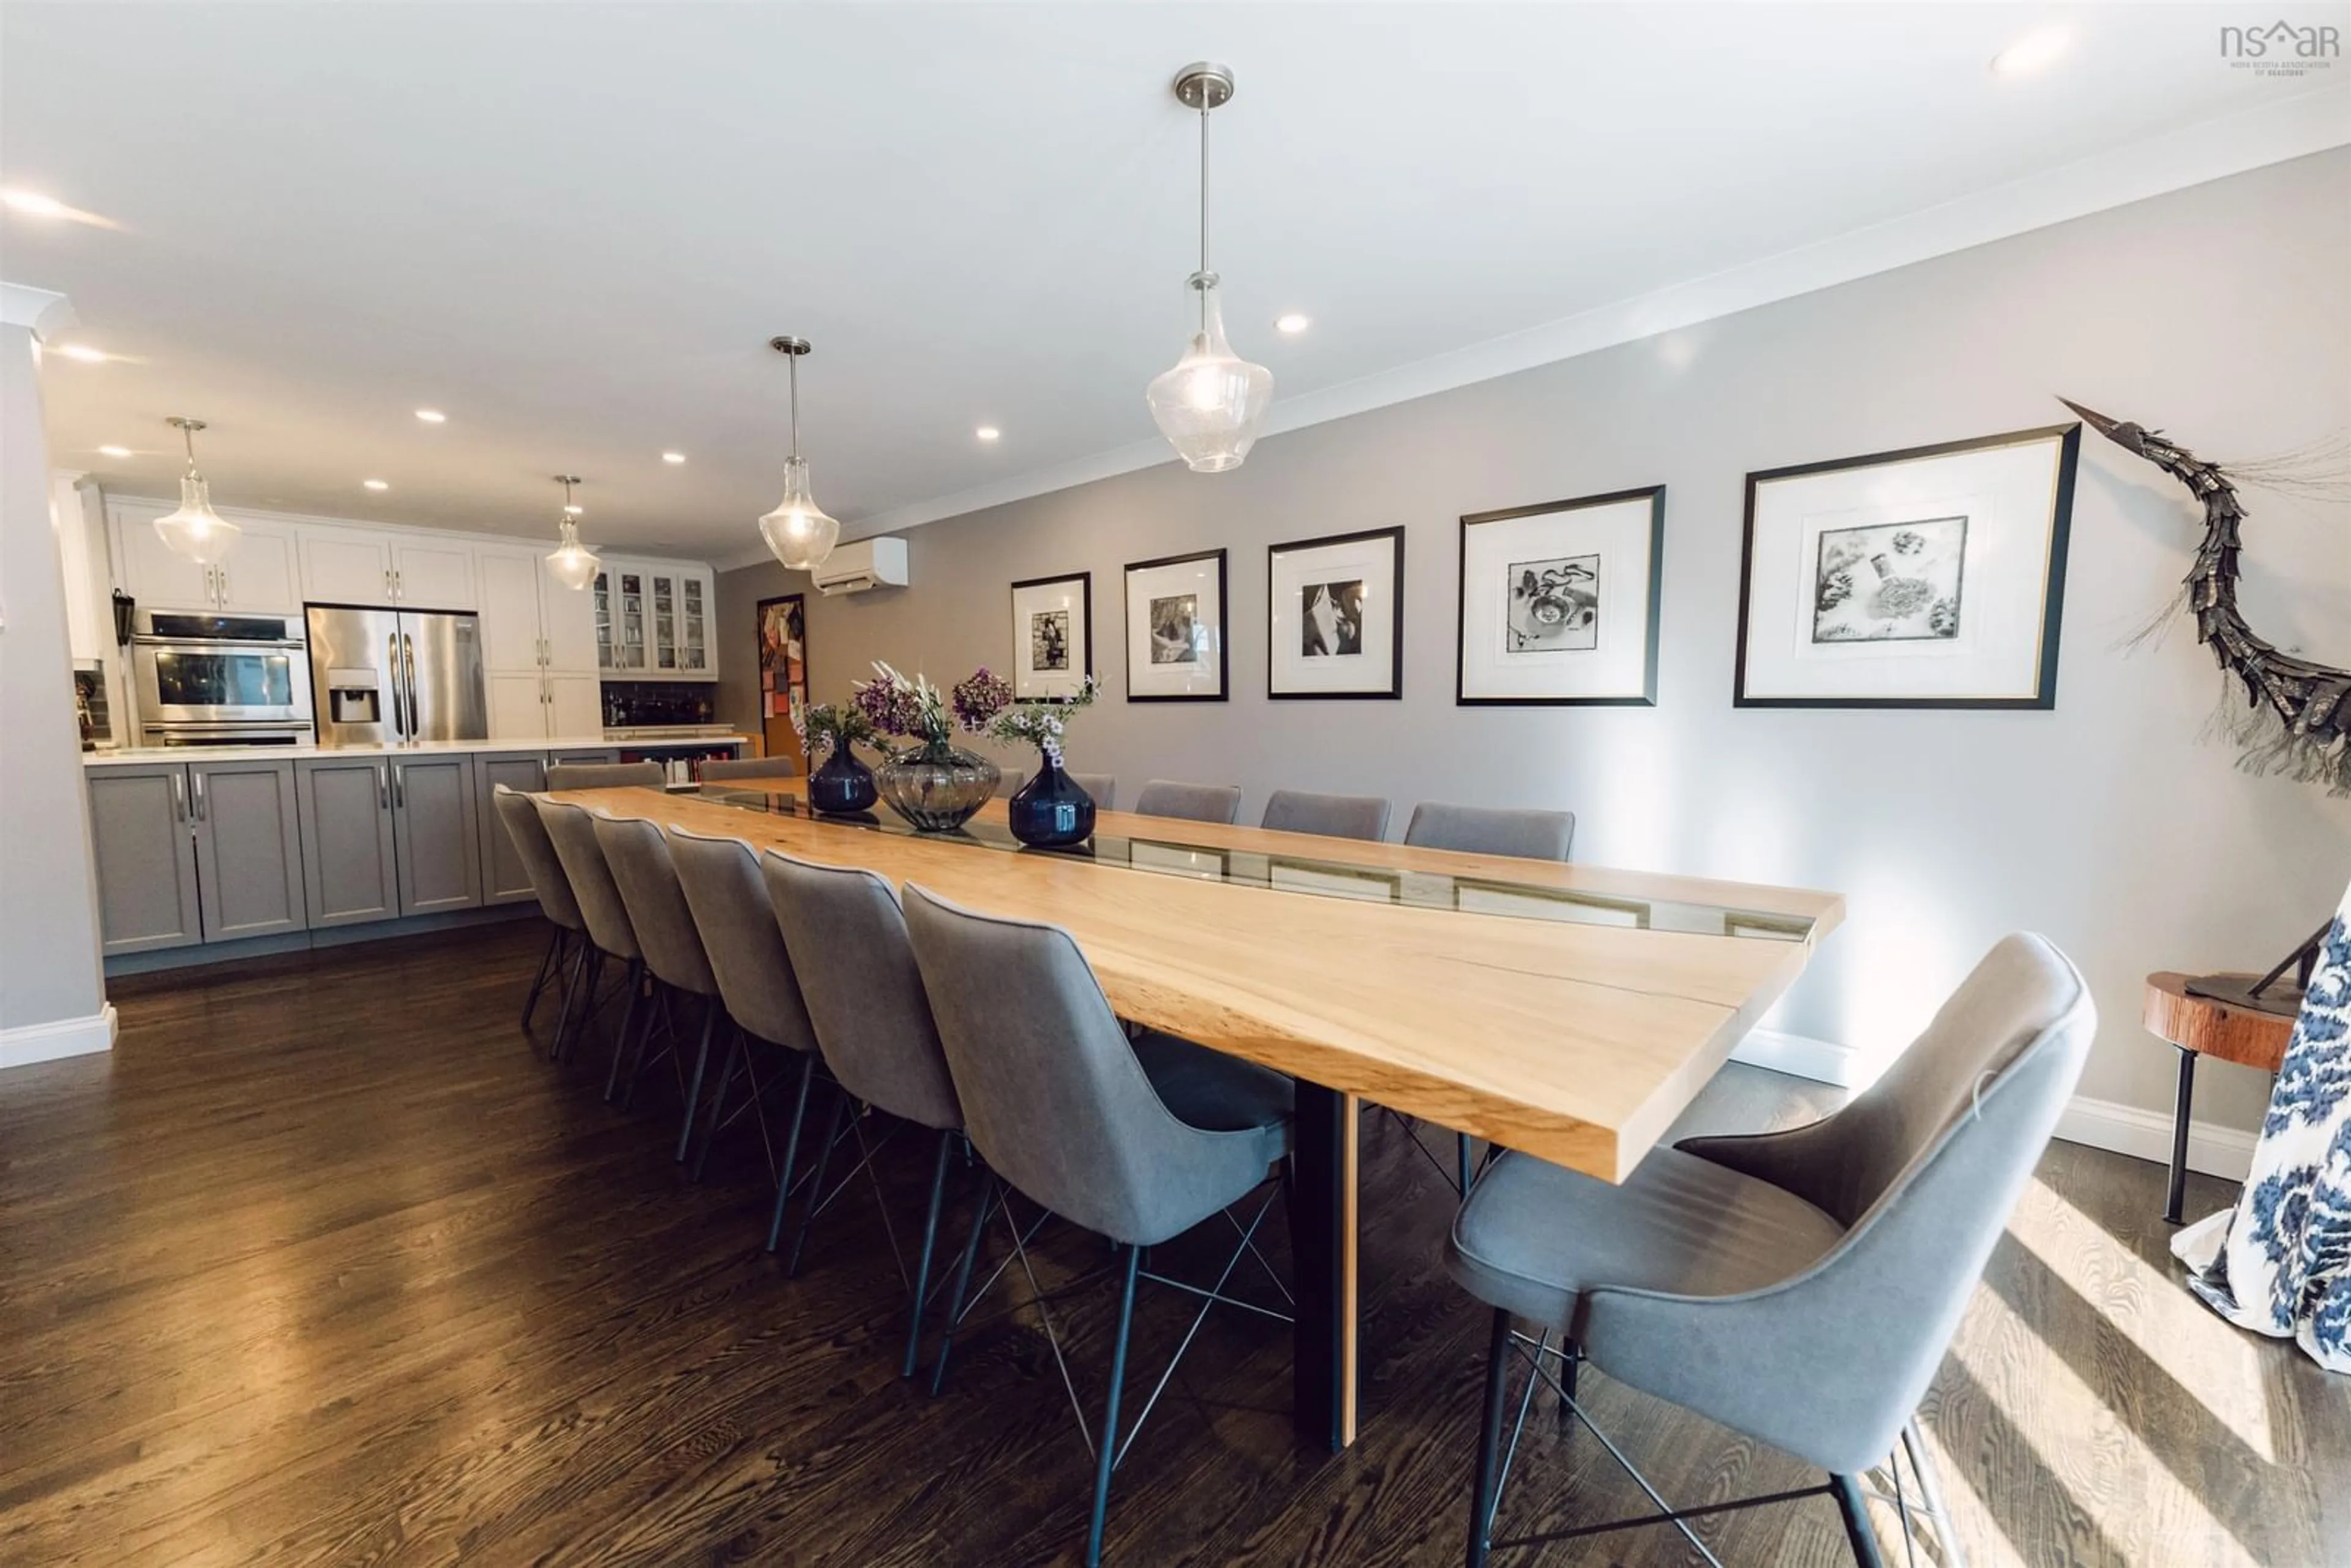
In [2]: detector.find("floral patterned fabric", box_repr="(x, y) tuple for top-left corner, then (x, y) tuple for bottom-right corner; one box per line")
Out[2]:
(2172, 878), (2351, 1374)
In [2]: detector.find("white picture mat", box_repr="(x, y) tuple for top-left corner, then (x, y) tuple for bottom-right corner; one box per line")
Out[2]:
(1269, 533), (1400, 695)
(1460, 495), (1655, 700)
(1742, 436), (2064, 700)
(1125, 555), (1224, 699)
(1010, 577), (1087, 699)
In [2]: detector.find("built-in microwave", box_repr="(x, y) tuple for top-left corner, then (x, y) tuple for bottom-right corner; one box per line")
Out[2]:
(130, 609), (315, 744)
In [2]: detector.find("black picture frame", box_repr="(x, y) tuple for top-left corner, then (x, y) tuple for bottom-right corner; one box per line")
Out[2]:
(1123, 547), (1229, 703)
(1267, 525), (1406, 701)
(1007, 570), (1093, 700)
(1454, 484), (1666, 707)
(1733, 423), (2079, 710)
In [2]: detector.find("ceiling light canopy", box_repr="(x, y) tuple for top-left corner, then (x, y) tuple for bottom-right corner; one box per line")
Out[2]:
(1146, 62), (1273, 475)
(757, 336), (841, 572)
(152, 417), (242, 565)
(546, 475), (600, 591)
(1991, 28), (2069, 76)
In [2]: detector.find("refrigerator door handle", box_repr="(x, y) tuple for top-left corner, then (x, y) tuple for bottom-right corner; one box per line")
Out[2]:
(401, 634), (420, 743)
(386, 632), (408, 738)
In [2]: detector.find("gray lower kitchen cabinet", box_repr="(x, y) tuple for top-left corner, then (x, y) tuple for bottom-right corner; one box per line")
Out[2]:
(296, 757), (400, 927)
(473, 751), (548, 906)
(88, 763), (204, 955)
(189, 759), (307, 942)
(392, 756), (482, 915)
(548, 746), (620, 766)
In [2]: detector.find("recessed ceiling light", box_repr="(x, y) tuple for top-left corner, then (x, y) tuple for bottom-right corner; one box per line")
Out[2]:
(362, 479), (390, 491)
(98, 444), (133, 459)
(1990, 28), (2069, 76)
(661, 451), (687, 465)
(57, 343), (109, 363)
(1275, 313), (1311, 335)
(1, 189), (66, 217)
(414, 408), (447, 424)
(975, 426), (1001, 442)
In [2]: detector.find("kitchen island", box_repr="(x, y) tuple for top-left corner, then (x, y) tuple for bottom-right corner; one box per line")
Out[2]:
(83, 736), (748, 971)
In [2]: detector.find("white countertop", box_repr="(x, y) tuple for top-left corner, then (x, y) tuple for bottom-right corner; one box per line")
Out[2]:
(83, 735), (749, 767)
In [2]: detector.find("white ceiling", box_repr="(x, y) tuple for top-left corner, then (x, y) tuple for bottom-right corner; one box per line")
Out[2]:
(4, 4), (2345, 563)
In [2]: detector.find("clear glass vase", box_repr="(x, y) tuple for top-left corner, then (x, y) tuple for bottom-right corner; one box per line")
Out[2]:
(876, 737), (1000, 833)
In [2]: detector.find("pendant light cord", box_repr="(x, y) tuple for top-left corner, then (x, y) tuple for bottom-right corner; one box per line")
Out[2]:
(1198, 102), (1211, 332)
(788, 351), (801, 460)
(181, 421), (200, 477)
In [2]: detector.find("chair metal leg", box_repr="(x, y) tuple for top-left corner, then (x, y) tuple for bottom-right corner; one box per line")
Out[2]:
(1457, 1132), (1475, 1195)
(522, 924), (564, 1031)
(675, 997), (722, 1162)
(601, 961), (646, 1102)
(558, 944), (602, 1062)
(1466, 1307), (1513, 1568)
(1832, 1473), (1889, 1568)
(902, 1127), (958, 1379)
(786, 1089), (850, 1278)
(930, 1167), (999, 1396)
(1083, 1244), (1144, 1568)
(1900, 1420), (1965, 1568)
(689, 1022), (746, 1183)
(619, 983), (671, 1113)
(549, 938), (588, 1059)
(765, 1052), (820, 1254)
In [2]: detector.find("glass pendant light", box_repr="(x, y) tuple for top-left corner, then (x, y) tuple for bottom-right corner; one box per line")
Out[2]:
(1147, 62), (1273, 474)
(545, 474), (599, 591)
(757, 335), (841, 572)
(152, 416), (242, 565)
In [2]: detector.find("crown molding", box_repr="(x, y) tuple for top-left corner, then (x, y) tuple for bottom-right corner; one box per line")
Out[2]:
(0, 282), (76, 340)
(765, 86), (2350, 564)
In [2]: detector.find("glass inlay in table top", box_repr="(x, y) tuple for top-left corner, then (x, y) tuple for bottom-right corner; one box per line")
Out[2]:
(697, 787), (1812, 942)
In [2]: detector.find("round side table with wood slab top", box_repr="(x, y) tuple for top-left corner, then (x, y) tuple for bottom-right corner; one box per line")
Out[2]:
(2142, 972), (2297, 1224)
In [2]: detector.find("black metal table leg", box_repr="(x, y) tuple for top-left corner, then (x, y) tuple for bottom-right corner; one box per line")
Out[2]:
(1289, 1079), (1356, 1451)
(2165, 1045), (2197, 1225)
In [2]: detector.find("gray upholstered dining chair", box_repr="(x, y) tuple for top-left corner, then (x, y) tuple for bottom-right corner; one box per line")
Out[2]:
(763, 849), (967, 1375)
(1398, 802), (1578, 1190)
(492, 784), (588, 1047)
(1450, 933), (2094, 1568)
(534, 797), (649, 1071)
(697, 755), (798, 783)
(592, 812), (727, 1161)
(900, 882), (1295, 1567)
(1131, 779), (1242, 825)
(546, 759), (664, 792)
(1261, 789), (1391, 841)
(1068, 773), (1115, 810)
(664, 828), (827, 1194)
(1405, 802), (1576, 861)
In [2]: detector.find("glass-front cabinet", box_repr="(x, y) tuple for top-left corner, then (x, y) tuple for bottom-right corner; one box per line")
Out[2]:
(593, 557), (714, 680)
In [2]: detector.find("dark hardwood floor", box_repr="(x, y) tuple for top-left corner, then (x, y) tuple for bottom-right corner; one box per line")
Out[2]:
(2, 923), (2341, 1566)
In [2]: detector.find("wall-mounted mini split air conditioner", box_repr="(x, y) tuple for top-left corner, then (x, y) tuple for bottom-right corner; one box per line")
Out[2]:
(811, 536), (909, 596)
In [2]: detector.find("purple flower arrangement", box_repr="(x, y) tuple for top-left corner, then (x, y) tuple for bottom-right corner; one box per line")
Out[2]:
(852, 661), (1014, 750)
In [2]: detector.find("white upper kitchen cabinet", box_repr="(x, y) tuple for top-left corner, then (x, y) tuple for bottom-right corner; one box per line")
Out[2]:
(111, 502), (298, 613)
(392, 539), (476, 610)
(477, 544), (605, 740)
(299, 530), (394, 606)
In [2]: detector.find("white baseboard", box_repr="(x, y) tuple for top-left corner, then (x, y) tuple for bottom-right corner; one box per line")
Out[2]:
(1731, 1027), (1880, 1089)
(2053, 1093), (2257, 1184)
(0, 1002), (117, 1070)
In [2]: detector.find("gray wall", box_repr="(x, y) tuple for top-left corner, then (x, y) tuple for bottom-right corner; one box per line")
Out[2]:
(718, 149), (2351, 1131)
(1, 313), (109, 1045)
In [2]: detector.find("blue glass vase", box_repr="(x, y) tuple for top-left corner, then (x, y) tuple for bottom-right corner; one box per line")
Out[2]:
(1007, 758), (1096, 849)
(807, 744), (879, 816)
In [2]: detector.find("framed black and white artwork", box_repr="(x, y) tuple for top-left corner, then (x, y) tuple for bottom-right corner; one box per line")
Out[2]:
(1734, 424), (2079, 708)
(1123, 548), (1228, 702)
(1455, 486), (1664, 705)
(1008, 571), (1092, 700)
(1267, 526), (1404, 699)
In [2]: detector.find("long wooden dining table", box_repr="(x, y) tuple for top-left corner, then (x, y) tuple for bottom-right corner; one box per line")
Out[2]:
(551, 784), (1845, 1452)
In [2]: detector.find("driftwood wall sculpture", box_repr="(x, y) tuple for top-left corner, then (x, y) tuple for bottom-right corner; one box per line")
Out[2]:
(2062, 399), (2350, 796)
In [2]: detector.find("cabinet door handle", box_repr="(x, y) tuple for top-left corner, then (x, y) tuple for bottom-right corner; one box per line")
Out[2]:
(393, 764), (406, 809)
(377, 763), (389, 808)
(170, 771), (187, 822)
(191, 770), (208, 822)
(220, 567), (231, 606)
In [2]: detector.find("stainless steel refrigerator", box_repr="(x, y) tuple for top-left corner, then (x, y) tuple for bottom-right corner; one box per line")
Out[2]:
(307, 605), (487, 746)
